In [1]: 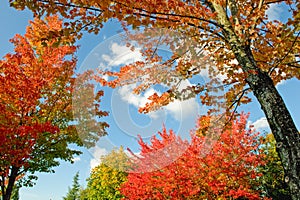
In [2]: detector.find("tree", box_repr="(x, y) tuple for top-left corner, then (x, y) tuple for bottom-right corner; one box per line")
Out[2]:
(10, 0), (300, 198)
(63, 172), (81, 200)
(78, 188), (89, 200)
(121, 114), (266, 199)
(85, 147), (130, 200)
(0, 16), (108, 200)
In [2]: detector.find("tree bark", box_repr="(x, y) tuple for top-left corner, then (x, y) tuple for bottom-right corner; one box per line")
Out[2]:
(211, 3), (300, 199)
(233, 45), (300, 200)
(3, 166), (19, 200)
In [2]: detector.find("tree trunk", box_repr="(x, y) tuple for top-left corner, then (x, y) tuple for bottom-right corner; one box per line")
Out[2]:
(211, 3), (300, 197)
(3, 167), (19, 200)
(233, 45), (300, 200)
(248, 69), (300, 200)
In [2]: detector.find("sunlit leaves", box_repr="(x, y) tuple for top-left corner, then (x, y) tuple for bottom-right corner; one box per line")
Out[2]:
(85, 147), (130, 200)
(0, 15), (108, 199)
(121, 114), (266, 199)
(10, 0), (300, 115)
(10, 1), (300, 198)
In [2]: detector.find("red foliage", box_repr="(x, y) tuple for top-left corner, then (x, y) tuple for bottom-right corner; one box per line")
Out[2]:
(121, 114), (267, 199)
(0, 16), (75, 175)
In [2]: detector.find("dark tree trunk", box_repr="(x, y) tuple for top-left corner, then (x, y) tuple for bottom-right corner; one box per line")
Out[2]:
(248, 70), (300, 200)
(3, 166), (19, 200)
(210, 3), (300, 198)
(233, 45), (300, 200)
(211, 2), (300, 197)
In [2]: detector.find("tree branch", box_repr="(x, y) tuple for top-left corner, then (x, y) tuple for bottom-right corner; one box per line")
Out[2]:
(269, 30), (300, 75)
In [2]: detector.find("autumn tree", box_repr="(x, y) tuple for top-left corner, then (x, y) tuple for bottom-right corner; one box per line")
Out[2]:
(10, 0), (300, 198)
(0, 16), (108, 200)
(85, 147), (130, 200)
(121, 114), (266, 199)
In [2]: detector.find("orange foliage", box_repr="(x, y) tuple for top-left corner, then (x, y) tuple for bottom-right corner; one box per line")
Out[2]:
(10, 1), (300, 114)
(0, 16), (76, 170)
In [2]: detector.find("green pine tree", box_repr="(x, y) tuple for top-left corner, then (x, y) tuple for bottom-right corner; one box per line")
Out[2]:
(63, 172), (80, 200)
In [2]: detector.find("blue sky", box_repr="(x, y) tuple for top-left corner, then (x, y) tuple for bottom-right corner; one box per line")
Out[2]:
(1, 1), (300, 199)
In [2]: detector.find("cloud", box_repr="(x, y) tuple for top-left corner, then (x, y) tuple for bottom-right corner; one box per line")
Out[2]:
(165, 98), (198, 121)
(118, 84), (165, 119)
(199, 66), (228, 82)
(90, 146), (108, 170)
(250, 117), (269, 131)
(164, 80), (199, 121)
(118, 84), (156, 108)
(101, 43), (143, 68)
(102, 43), (200, 122)
(117, 80), (199, 121)
(72, 156), (81, 163)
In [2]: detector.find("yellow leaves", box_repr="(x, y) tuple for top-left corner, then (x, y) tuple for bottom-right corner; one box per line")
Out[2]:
(25, 15), (76, 53)
(9, 0), (26, 10)
(196, 115), (212, 137)
(176, 60), (193, 79)
(86, 147), (129, 199)
(252, 19), (300, 84)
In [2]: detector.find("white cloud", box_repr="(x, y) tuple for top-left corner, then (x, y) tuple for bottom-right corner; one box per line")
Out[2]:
(102, 54), (112, 63)
(102, 43), (143, 68)
(118, 84), (157, 108)
(72, 156), (81, 163)
(198, 65), (230, 82)
(117, 80), (199, 121)
(90, 146), (108, 170)
(165, 98), (198, 121)
(118, 84), (165, 119)
(101, 43), (215, 122)
(250, 117), (269, 131)
(102, 42), (200, 122)
(164, 79), (199, 121)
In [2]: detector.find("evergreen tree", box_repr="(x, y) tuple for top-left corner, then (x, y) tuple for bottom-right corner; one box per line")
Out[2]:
(63, 172), (80, 200)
